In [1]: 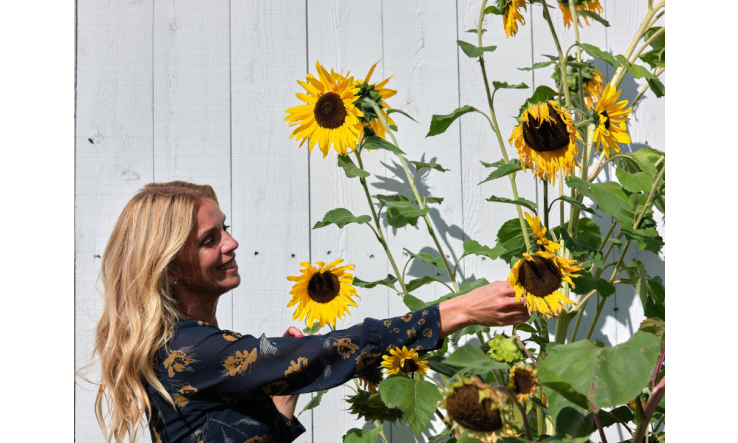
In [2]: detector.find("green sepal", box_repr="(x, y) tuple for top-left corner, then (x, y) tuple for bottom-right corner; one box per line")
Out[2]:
(313, 208), (371, 229)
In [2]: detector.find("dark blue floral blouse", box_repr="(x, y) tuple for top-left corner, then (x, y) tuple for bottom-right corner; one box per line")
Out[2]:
(145, 305), (442, 443)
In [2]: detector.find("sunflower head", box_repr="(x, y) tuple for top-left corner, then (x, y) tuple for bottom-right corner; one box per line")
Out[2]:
(524, 212), (562, 254)
(497, 0), (527, 38)
(508, 251), (583, 318)
(353, 60), (397, 141)
(381, 345), (429, 376)
(285, 61), (364, 158)
(593, 83), (632, 158)
(358, 366), (384, 393)
(286, 259), (359, 328)
(509, 101), (580, 185)
(487, 333), (524, 365)
(439, 377), (505, 437)
(558, 0), (603, 28)
(551, 56), (604, 110)
(508, 364), (539, 403)
(346, 388), (404, 424)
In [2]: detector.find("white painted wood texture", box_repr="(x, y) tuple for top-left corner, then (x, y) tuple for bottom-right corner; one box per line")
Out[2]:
(75, 1), (664, 442)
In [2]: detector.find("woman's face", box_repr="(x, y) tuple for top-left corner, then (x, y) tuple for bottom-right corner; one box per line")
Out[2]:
(173, 198), (240, 298)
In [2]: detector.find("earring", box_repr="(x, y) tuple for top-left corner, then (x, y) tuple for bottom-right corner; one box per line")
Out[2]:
(172, 281), (179, 286)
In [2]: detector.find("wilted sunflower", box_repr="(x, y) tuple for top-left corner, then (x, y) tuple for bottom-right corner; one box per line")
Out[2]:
(381, 345), (429, 376)
(508, 251), (583, 318)
(592, 82), (632, 158)
(552, 56), (604, 110)
(524, 212), (562, 254)
(439, 377), (505, 439)
(487, 333), (524, 365)
(286, 259), (359, 328)
(285, 61), (364, 157)
(508, 364), (538, 403)
(497, 0), (527, 38)
(510, 101), (580, 185)
(346, 388), (404, 424)
(354, 60), (397, 140)
(358, 366), (384, 393)
(558, 0), (603, 28)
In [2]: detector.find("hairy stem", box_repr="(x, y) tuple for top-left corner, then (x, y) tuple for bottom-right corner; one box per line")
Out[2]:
(611, 1), (665, 89)
(541, 1), (571, 108)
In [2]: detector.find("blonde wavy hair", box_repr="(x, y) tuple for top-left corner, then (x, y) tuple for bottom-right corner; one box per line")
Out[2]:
(93, 181), (219, 443)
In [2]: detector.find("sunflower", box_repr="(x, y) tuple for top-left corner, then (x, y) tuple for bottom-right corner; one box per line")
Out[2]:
(498, 0), (527, 38)
(592, 82), (632, 158)
(583, 70), (604, 110)
(507, 251), (583, 318)
(551, 56), (604, 110)
(524, 212), (562, 254)
(439, 376), (505, 439)
(354, 60), (397, 140)
(508, 364), (538, 403)
(558, 0), (603, 28)
(285, 61), (364, 157)
(286, 259), (359, 328)
(381, 345), (429, 376)
(509, 101), (580, 185)
(358, 366), (384, 393)
(346, 388), (404, 424)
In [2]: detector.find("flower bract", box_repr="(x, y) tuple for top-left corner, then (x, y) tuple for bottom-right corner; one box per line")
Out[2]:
(524, 212), (562, 254)
(358, 366), (383, 393)
(487, 333), (524, 365)
(353, 60), (397, 141)
(498, 0), (527, 38)
(508, 364), (538, 403)
(552, 56), (604, 110)
(346, 388), (404, 424)
(285, 61), (364, 157)
(507, 251), (583, 318)
(558, 0), (603, 28)
(286, 259), (359, 328)
(593, 82), (632, 158)
(439, 376), (505, 439)
(380, 345), (429, 376)
(510, 101), (579, 184)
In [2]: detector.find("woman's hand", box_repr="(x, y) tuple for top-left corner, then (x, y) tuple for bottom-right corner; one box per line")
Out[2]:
(270, 326), (305, 419)
(438, 281), (530, 338)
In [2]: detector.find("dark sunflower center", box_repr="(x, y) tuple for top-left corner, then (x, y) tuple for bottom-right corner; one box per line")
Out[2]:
(600, 109), (611, 130)
(446, 385), (502, 433)
(401, 359), (419, 373)
(314, 92), (348, 129)
(307, 271), (341, 303)
(518, 256), (563, 298)
(514, 369), (536, 395)
(521, 104), (570, 152)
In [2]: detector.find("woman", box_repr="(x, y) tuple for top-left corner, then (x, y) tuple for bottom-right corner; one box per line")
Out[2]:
(94, 181), (530, 443)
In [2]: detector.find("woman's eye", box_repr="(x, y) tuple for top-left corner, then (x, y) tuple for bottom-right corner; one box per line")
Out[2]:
(202, 237), (214, 247)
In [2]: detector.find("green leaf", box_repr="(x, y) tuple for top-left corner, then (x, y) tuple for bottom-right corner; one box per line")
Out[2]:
(486, 195), (537, 213)
(484, 5), (503, 14)
(411, 160), (449, 173)
(427, 106), (476, 137)
(337, 154), (370, 179)
(466, 28), (487, 34)
(300, 390), (328, 415)
(314, 208), (371, 229)
(426, 355), (459, 378)
(426, 196), (445, 204)
(578, 10), (610, 27)
(457, 40), (497, 58)
(556, 196), (597, 216)
(615, 165), (653, 195)
(303, 323), (322, 335)
(343, 426), (383, 443)
(589, 182), (636, 226)
(377, 194), (431, 228)
(639, 317), (665, 349)
(621, 224), (664, 253)
(495, 218), (530, 265)
(570, 269), (615, 298)
(518, 61), (555, 71)
(403, 293), (427, 311)
(560, 229), (605, 268)
(407, 275), (439, 293)
(363, 135), (406, 155)
(537, 367), (594, 413)
(598, 406), (634, 429)
(624, 261), (664, 320)
(538, 332), (661, 411)
(531, 396), (547, 410)
(462, 239), (504, 260)
(403, 248), (447, 270)
(428, 434), (456, 443)
(614, 55), (656, 80)
(578, 43), (621, 68)
(387, 108), (418, 122)
(379, 377), (443, 437)
(640, 27), (665, 70)
(443, 342), (508, 373)
(565, 176), (594, 200)
(353, 274), (398, 290)
(492, 81), (529, 90)
(646, 77), (665, 98)
(479, 160), (522, 184)
(519, 86), (558, 115)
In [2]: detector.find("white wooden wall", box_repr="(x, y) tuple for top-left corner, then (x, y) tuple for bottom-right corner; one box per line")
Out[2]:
(75, 1), (665, 442)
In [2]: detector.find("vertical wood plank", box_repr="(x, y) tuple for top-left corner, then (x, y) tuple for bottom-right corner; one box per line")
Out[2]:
(306, 2), (388, 440)
(153, 0), (233, 329)
(230, 2), (313, 441)
(75, 1), (154, 441)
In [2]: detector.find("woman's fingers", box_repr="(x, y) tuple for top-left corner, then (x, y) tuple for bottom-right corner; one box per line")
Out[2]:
(282, 326), (304, 338)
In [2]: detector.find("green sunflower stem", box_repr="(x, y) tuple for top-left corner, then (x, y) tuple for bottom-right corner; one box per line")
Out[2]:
(354, 148), (409, 296)
(369, 102), (460, 292)
(568, 0), (586, 115)
(554, 310), (573, 345)
(477, 0), (533, 254)
(537, 399), (545, 437)
(568, 123), (595, 238)
(541, 0), (572, 109)
(373, 421), (389, 443)
(611, 0), (665, 90)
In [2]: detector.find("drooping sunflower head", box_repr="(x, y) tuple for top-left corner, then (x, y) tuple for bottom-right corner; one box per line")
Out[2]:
(353, 60), (397, 141)
(358, 366), (384, 393)
(286, 259), (359, 328)
(381, 345), (429, 376)
(524, 212), (562, 254)
(497, 0), (527, 38)
(487, 333), (524, 365)
(346, 388), (404, 424)
(509, 101), (580, 184)
(439, 377), (505, 438)
(285, 61), (364, 157)
(558, 0), (603, 28)
(552, 56), (604, 110)
(507, 251), (583, 318)
(508, 364), (539, 403)
(593, 82), (632, 158)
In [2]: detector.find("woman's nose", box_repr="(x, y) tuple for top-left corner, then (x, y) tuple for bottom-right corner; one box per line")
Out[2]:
(223, 231), (239, 252)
